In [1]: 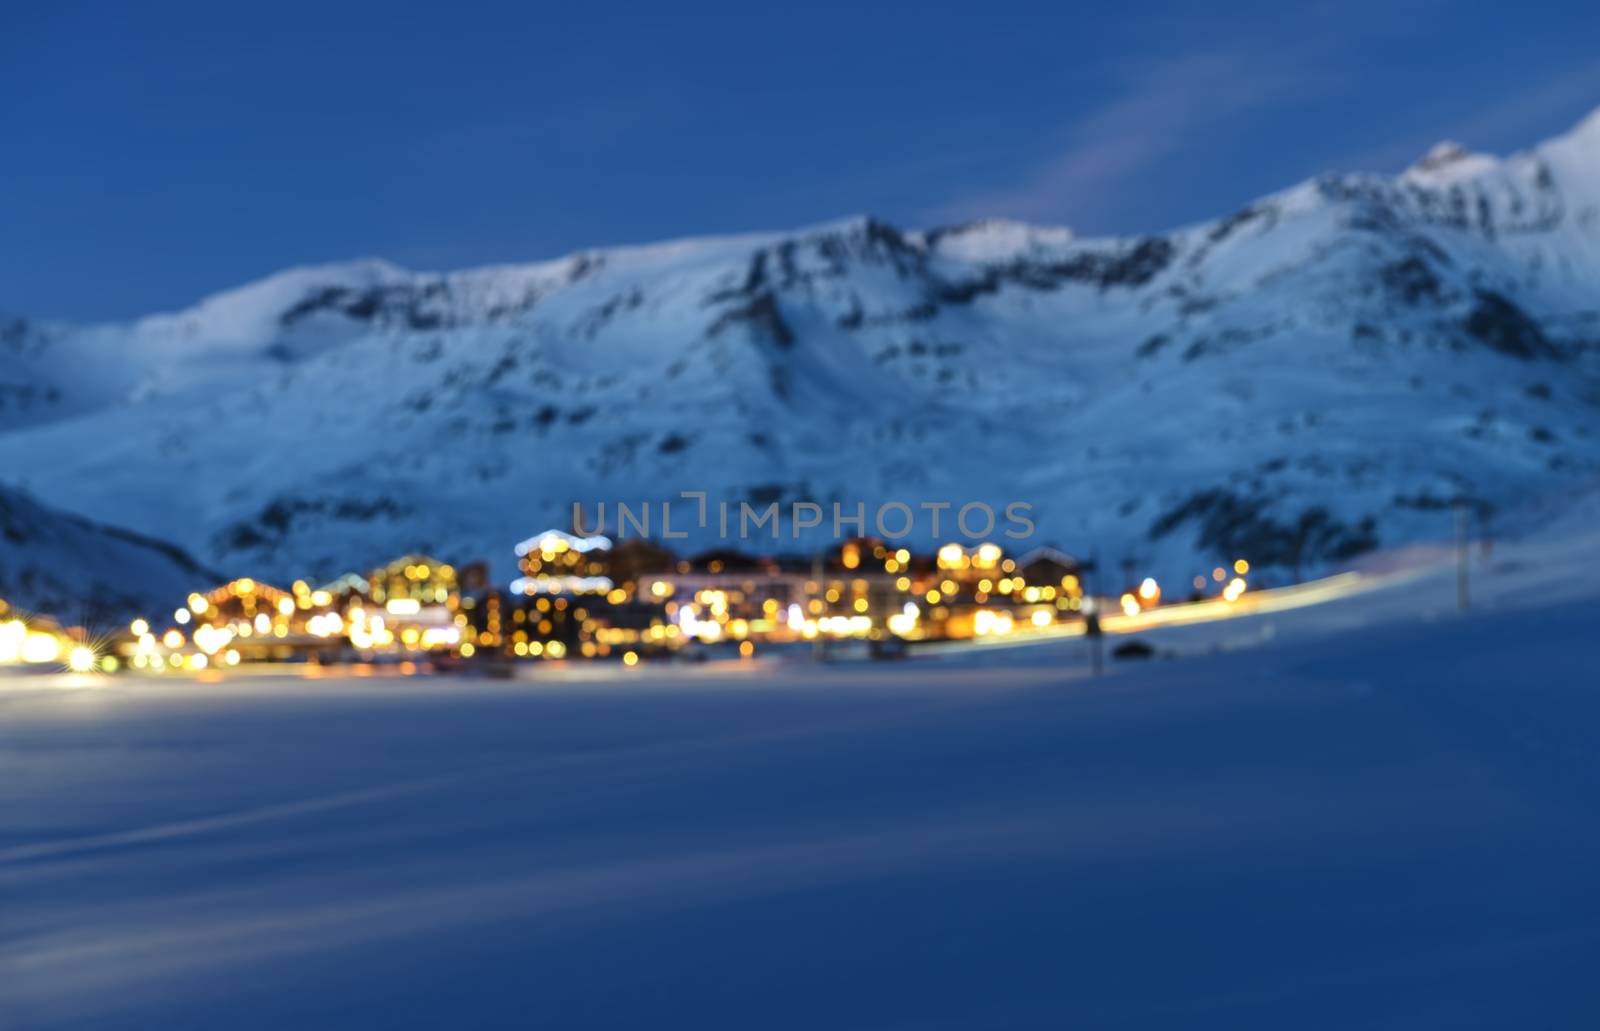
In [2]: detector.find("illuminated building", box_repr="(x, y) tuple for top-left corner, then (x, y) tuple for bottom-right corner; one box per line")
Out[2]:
(0, 604), (81, 667)
(806, 539), (923, 637)
(511, 530), (615, 596)
(368, 555), (458, 607)
(607, 539), (677, 595)
(460, 590), (590, 660)
(347, 556), (466, 656)
(640, 549), (805, 644)
(315, 571), (374, 609)
(162, 577), (303, 663)
(454, 533), (676, 662)
(1012, 547), (1085, 615)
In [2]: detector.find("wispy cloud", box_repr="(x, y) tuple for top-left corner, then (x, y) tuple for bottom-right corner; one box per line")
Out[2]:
(932, 0), (1600, 237)
(929, 50), (1329, 227)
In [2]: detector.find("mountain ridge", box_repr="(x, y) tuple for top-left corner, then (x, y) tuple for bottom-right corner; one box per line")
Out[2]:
(3, 105), (1599, 595)
(0, 483), (221, 622)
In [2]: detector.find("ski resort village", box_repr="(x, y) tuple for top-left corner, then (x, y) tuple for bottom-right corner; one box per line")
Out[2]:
(0, 524), (1272, 676)
(8, 9), (1600, 1027)
(5, 104), (1600, 682)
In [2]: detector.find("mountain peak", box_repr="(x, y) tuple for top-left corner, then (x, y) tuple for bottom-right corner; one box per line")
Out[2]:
(1404, 139), (1499, 184)
(1416, 140), (1472, 168)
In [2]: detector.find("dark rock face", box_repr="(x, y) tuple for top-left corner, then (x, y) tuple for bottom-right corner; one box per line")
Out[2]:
(933, 236), (1175, 308)
(279, 283), (452, 332)
(1380, 256), (1443, 305)
(709, 291), (796, 349)
(1463, 290), (1557, 361)
(1148, 489), (1379, 568)
(214, 494), (415, 555)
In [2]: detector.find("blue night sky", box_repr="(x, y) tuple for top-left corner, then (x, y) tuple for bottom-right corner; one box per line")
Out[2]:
(4, 0), (1598, 321)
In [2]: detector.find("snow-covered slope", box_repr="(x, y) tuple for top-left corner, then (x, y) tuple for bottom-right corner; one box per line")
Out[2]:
(6, 553), (1600, 1028)
(0, 484), (219, 623)
(3, 108), (1599, 586)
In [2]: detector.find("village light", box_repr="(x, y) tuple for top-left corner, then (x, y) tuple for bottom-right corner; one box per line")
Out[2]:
(193, 624), (233, 655)
(818, 615), (872, 636)
(1234, 559), (1250, 575)
(420, 627), (458, 649)
(67, 645), (97, 673)
(0, 619), (26, 663)
(1223, 577), (1247, 602)
(22, 631), (62, 664)
(1138, 577), (1161, 603)
(1120, 593), (1141, 618)
(130, 618), (149, 637)
(973, 610), (1015, 636)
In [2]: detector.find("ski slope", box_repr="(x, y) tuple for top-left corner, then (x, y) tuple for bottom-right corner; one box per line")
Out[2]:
(3, 513), (1598, 1028)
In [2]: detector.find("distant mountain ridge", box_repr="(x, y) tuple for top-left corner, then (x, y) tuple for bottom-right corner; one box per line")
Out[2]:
(0, 483), (219, 622)
(2, 106), (1598, 595)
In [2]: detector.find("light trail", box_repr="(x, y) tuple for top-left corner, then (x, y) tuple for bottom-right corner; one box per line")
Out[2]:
(916, 565), (1433, 657)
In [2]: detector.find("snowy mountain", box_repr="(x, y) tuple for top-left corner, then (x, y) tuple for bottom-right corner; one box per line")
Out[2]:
(2, 107), (1599, 589)
(0, 484), (219, 623)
